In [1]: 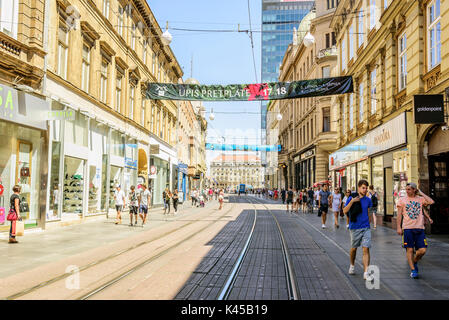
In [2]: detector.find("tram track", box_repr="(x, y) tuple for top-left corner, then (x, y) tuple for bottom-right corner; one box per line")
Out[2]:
(5, 197), (240, 300)
(217, 196), (299, 300)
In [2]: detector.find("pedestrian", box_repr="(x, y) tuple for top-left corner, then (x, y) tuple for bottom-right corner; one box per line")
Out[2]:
(302, 189), (308, 212)
(368, 185), (379, 229)
(396, 182), (434, 279)
(138, 184), (151, 226)
(172, 189), (179, 214)
(281, 188), (286, 204)
(163, 188), (171, 214)
(314, 186), (321, 209)
(114, 185), (126, 224)
(7, 185), (22, 243)
(330, 187), (342, 228)
(292, 188), (298, 213)
(343, 180), (373, 280)
(318, 184), (331, 229)
(286, 187), (294, 213)
(190, 188), (197, 207)
(307, 187), (314, 213)
(128, 185), (139, 226)
(342, 189), (352, 229)
(218, 189), (224, 210)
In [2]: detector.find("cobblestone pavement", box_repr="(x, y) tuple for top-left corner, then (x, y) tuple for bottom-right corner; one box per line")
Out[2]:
(176, 195), (449, 300)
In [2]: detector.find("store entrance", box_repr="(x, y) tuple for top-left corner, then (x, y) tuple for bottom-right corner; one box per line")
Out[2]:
(429, 152), (449, 234)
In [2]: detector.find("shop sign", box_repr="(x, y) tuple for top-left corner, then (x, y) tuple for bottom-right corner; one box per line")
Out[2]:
(367, 113), (406, 156)
(46, 110), (76, 121)
(329, 135), (368, 170)
(150, 144), (160, 154)
(301, 149), (315, 160)
(124, 157), (137, 170)
(0, 83), (49, 130)
(414, 95), (445, 124)
(294, 155), (300, 163)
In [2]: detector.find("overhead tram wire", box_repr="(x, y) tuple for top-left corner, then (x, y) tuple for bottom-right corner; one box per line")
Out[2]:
(247, 0), (258, 83)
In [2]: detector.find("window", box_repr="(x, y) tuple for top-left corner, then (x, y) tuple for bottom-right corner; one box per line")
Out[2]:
(428, 0), (441, 70)
(102, 0), (109, 19)
(156, 107), (161, 136)
(349, 24), (354, 60)
(326, 33), (330, 48)
(117, 5), (124, 36)
(323, 108), (330, 132)
(358, 10), (364, 47)
(143, 40), (147, 64)
(115, 73), (122, 112)
(370, 0), (376, 30)
(384, 0), (388, 10)
(150, 103), (155, 132)
(341, 37), (346, 71)
(141, 97), (146, 126)
(349, 94), (354, 130)
(152, 53), (156, 75)
(342, 102), (346, 134)
(398, 33), (407, 90)
(370, 69), (377, 114)
(81, 44), (91, 92)
(168, 116), (172, 144)
(100, 60), (108, 103)
(322, 66), (330, 78)
(158, 62), (162, 81)
(162, 110), (166, 139)
(57, 22), (69, 79)
(331, 32), (336, 46)
(129, 85), (135, 120)
(0, 0), (19, 38)
(131, 22), (136, 51)
(359, 83), (364, 123)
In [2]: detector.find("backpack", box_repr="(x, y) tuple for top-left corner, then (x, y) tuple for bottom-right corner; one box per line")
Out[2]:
(371, 192), (378, 208)
(348, 192), (363, 223)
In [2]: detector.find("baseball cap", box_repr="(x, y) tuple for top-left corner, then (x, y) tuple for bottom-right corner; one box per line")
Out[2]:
(406, 182), (418, 189)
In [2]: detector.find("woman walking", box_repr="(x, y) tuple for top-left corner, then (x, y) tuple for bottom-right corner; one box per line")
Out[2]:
(163, 188), (171, 215)
(302, 189), (308, 212)
(342, 189), (351, 229)
(292, 188), (298, 213)
(8, 185), (22, 243)
(330, 187), (342, 228)
(218, 189), (224, 210)
(172, 189), (179, 214)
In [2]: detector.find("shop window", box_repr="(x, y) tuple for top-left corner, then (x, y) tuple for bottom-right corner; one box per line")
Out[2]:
(48, 141), (61, 221)
(63, 157), (85, 215)
(371, 156), (384, 216)
(110, 130), (124, 157)
(88, 165), (100, 214)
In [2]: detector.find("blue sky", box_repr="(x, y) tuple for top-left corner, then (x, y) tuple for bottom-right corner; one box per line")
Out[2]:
(149, 0), (264, 162)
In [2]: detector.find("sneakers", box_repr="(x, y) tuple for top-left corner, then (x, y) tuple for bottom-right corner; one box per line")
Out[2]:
(348, 265), (355, 275)
(363, 272), (371, 280)
(322, 224), (326, 229)
(410, 269), (419, 279)
(346, 224), (349, 229)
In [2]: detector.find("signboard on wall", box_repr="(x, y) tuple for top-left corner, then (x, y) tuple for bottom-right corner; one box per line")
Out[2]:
(414, 95), (445, 124)
(367, 113), (406, 156)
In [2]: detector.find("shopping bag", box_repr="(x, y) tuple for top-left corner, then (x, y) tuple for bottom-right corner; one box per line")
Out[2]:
(15, 221), (24, 236)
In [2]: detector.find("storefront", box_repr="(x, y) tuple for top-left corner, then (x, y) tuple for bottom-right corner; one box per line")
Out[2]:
(178, 163), (188, 202)
(150, 156), (170, 206)
(425, 125), (449, 233)
(294, 148), (316, 190)
(367, 113), (408, 222)
(0, 83), (49, 232)
(329, 135), (368, 192)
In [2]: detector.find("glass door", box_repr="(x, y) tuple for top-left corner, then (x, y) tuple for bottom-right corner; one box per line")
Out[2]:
(429, 153), (449, 234)
(16, 141), (32, 221)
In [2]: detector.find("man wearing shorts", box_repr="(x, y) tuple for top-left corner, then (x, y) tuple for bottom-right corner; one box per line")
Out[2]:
(343, 180), (372, 280)
(114, 185), (126, 225)
(318, 184), (331, 229)
(286, 187), (294, 213)
(397, 182), (434, 279)
(138, 184), (151, 226)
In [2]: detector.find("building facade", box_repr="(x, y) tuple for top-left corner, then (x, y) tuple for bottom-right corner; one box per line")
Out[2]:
(277, 1), (339, 191)
(210, 154), (264, 190)
(331, 0), (449, 233)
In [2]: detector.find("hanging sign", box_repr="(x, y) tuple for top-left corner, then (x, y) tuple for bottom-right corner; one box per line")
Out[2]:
(206, 143), (281, 151)
(414, 95), (445, 124)
(147, 76), (353, 101)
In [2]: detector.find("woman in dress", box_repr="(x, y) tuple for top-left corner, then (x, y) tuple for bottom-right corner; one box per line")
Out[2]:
(329, 187), (342, 228)
(8, 185), (21, 244)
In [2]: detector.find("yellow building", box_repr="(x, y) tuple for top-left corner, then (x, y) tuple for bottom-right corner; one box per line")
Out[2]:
(45, 0), (183, 223)
(277, 1), (338, 190)
(331, 0), (449, 232)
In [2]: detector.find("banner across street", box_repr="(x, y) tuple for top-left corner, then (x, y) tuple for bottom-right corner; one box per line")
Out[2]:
(147, 76), (353, 101)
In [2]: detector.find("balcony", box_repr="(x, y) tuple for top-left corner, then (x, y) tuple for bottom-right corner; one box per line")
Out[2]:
(316, 46), (337, 61)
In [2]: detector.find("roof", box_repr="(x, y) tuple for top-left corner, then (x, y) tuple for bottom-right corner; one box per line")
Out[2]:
(211, 154), (261, 163)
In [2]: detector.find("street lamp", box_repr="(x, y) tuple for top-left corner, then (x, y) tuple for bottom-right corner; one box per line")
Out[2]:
(303, 32), (315, 48)
(162, 21), (172, 45)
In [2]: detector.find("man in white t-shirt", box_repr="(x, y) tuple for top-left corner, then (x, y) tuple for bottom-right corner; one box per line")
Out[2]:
(138, 184), (152, 226)
(114, 185), (126, 225)
(314, 186), (321, 208)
